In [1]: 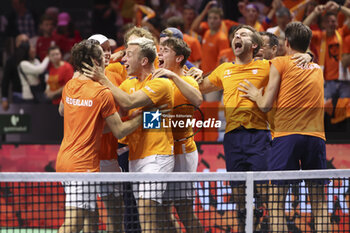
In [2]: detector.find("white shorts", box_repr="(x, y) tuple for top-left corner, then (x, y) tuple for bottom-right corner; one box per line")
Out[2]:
(62, 181), (99, 210)
(99, 159), (123, 198)
(164, 150), (198, 200)
(129, 154), (174, 203)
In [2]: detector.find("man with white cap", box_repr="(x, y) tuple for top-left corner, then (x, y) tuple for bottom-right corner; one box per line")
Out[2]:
(88, 34), (126, 232)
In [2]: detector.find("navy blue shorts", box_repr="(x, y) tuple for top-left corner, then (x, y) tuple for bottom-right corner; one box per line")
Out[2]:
(224, 128), (271, 173)
(269, 134), (327, 184)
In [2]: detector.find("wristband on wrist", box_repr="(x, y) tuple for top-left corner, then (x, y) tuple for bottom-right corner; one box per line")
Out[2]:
(306, 52), (314, 62)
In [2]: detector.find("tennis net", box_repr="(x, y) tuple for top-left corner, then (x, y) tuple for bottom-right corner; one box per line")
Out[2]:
(0, 170), (349, 233)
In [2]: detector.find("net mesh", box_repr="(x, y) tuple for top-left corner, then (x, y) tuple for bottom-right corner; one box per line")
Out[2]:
(0, 171), (349, 233)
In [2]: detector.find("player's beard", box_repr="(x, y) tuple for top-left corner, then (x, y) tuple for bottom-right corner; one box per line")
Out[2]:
(234, 42), (252, 58)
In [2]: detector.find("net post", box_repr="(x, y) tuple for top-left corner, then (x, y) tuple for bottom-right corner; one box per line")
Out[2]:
(245, 172), (254, 233)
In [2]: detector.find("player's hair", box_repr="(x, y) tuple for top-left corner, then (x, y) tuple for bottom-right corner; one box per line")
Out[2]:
(167, 16), (185, 32)
(128, 37), (157, 64)
(124, 26), (156, 45)
(259, 31), (279, 48)
(233, 25), (263, 57)
(161, 37), (191, 67)
(47, 45), (61, 54)
(285, 22), (312, 53)
(208, 7), (224, 19)
(71, 39), (103, 72)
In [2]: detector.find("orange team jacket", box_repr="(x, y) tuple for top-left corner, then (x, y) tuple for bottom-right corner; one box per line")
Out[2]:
(201, 30), (230, 75)
(105, 61), (128, 80)
(172, 75), (199, 155)
(208, 59), (270, 133)
(56, 78), (117, 172)
(99, 69), (126, 161)
(311, 25), (350, 81)
(119, 74), (174, 161)
(183, 33), (202, 63)
(270, 56), (325, 140)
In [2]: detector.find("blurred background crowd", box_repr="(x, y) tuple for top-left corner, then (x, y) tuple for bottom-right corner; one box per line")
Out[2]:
(1, 0), (350, 143)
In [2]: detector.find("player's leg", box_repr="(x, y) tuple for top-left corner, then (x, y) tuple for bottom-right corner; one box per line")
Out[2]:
(100, 159), (124, 232)
(138, 198), (159, 233)
(246, 130), (270, 232)
(59, 181), (97, 233)
(307, 183), (330, 232)
(83, 209), (99, 233)
(172, 150), (204, 233)
(101, 193), (124, 232)
(59, 206), (85, 233)
(268, 185), (288, 233)
(223, 128), (251, 232)
(302, 136), (330, 232)
(130, 154), (175, 233)
(158, 199), (181, 233)
(268, 135), (301, 233)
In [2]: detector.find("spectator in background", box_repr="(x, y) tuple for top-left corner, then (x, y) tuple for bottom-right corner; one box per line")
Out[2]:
(92, 0), (119, 40)
(183, 4), (201, 40)
(5, 0), (37, 38)
(217, 25), (237, 65)
(162, 0), (186, 21)
(240, 3), (265, 32)
(53, 12), (82, 60)
(45, 46), (73, 105)
(199, 7), (230, 101)
(1, 34), (29, 110)
(45, 6), (60, 26)
(166, 16), (202, 67)
(36, 14), (57, 61)
(267, 7), (292, 39)
(16, 41), (50, 103)
(199, 6), (230, 76)
(303, 1), (350, 102)
(191, 1), (238, 38)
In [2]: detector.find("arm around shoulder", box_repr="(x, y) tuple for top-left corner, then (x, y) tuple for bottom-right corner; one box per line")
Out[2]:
(105, 112), (142, 139)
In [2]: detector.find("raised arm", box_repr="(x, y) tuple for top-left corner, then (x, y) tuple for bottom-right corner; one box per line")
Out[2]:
(20, 57), (50, 75)
(190, 1), (217, 35)
(303, 4), (324, 26)
(82, 61), (153, 110)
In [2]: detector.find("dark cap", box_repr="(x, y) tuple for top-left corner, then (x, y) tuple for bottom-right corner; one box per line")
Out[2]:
(160, 27), (183, 40)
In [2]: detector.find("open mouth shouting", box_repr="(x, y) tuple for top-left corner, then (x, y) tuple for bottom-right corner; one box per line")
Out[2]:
(158, 58), (165, 68)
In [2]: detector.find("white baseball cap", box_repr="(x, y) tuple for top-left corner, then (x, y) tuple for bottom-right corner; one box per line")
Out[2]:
(88, 34), (109, 45)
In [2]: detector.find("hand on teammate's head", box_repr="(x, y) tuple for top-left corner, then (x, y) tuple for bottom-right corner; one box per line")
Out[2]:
(82, 58), (106, 82)
(111, 50), (126, 62)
